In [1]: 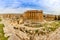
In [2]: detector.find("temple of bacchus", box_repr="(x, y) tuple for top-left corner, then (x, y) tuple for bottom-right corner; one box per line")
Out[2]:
(0, 10), (60, 22)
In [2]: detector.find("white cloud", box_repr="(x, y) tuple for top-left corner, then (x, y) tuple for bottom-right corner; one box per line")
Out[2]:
(42, 0), (60, 15)
(0, 0), (60, 15)
(0, 8), (36, 14)
(40, 0), (60, 15)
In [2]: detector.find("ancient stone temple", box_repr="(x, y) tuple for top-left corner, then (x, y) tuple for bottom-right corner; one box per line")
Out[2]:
(23, 10), (44, 22)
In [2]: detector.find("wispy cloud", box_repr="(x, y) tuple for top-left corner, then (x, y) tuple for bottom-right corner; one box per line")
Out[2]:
(0, 8), (36, 13)
(0, 0), (60, 14)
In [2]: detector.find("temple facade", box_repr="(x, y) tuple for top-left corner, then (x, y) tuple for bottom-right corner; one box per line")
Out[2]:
(1, 10), (60, 23)
(23, 10), (44, 22)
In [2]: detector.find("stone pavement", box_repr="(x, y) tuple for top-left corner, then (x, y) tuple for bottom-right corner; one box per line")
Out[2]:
(2, 18), (60, 40)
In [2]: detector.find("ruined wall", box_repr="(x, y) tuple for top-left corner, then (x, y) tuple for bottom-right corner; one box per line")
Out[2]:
(44, 14), (56, 21)
(23, 10), (44, 22)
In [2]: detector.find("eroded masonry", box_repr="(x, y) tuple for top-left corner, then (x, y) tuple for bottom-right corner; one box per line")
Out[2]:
(2, 10), (60, 40)
(0, 10), (60, 24)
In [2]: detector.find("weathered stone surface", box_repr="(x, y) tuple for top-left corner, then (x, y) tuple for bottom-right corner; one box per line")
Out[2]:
(2, 15), (60, 40)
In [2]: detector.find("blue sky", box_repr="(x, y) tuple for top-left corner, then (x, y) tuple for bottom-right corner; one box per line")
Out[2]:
(0, 0), (60, 14)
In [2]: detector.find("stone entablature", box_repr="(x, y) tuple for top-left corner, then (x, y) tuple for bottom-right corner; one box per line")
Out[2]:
(23, 10), (44, 22)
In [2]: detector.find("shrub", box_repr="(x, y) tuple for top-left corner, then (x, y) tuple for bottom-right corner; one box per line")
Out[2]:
(0, 18), (2, 21)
